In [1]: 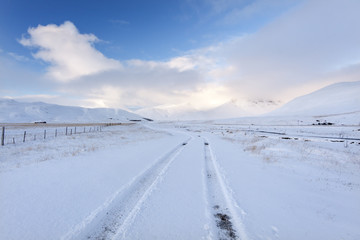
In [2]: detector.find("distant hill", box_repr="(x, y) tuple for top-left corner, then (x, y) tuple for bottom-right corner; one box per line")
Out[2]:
(0, 99), (142, 123)
(269, 81), (360, 116)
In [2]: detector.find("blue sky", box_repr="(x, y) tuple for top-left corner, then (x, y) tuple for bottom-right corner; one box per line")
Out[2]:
(0, 0), (296, 60)
(1, 0), (360, 111)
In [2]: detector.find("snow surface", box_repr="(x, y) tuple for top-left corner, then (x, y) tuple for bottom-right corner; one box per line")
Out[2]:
(1, 121), (359, 240)
(0, 99), (142, 123)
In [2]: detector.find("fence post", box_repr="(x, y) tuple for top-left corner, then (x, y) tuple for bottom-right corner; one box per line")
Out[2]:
(44, 130), (46, 139)
(70, 129), (72, 135)
(55, 129), (57, 137)
(23, 131), (26, 142)
(1, 127), (4, 146)
(83, 127), (85, 133)
(66, 127), (68, 135)
(75, 127), (77, 134)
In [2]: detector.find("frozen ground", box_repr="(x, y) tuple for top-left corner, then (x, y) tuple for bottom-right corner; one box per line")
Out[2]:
(0, 122), (359, 240)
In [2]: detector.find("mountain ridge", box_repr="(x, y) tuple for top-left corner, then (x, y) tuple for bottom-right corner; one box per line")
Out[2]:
(0, 98), (142, 123)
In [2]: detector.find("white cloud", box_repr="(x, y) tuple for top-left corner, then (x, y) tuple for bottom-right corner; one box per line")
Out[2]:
(60, 62), (206, 109)
(19, 21), (122, 82)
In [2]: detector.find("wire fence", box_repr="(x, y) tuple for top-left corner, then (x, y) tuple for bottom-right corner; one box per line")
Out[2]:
(1, 123), (126, 146)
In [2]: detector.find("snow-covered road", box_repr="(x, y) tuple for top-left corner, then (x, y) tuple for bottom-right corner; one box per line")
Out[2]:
(1, 123), (359, 240)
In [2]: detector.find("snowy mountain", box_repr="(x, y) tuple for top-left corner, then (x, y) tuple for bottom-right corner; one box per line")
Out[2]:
(0, 99), (142, 123)
(136, 99), (280, 120)
(269, 81), (360, 116)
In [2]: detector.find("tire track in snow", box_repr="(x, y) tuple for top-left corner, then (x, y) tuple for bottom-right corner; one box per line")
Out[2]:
(63, 138), (191, 240)
(203, 138), (248, 240)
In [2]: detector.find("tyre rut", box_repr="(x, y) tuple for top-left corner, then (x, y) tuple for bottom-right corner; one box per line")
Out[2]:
(203, 139), (248, 240)
(65, 138), (191, 240)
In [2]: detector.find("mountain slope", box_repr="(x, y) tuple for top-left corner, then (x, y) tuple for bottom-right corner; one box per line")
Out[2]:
(0, 99), (142, 123)
(269, 81), (360, 116)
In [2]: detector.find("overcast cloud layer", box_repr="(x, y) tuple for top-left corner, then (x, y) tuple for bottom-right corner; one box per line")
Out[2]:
(3, 0), (360, 111)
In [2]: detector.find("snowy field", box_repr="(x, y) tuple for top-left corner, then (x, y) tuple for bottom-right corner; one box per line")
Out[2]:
(1, 122), (359, 240)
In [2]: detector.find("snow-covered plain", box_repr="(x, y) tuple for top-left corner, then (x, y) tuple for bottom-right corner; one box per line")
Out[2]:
(1, 121), (359, 240)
